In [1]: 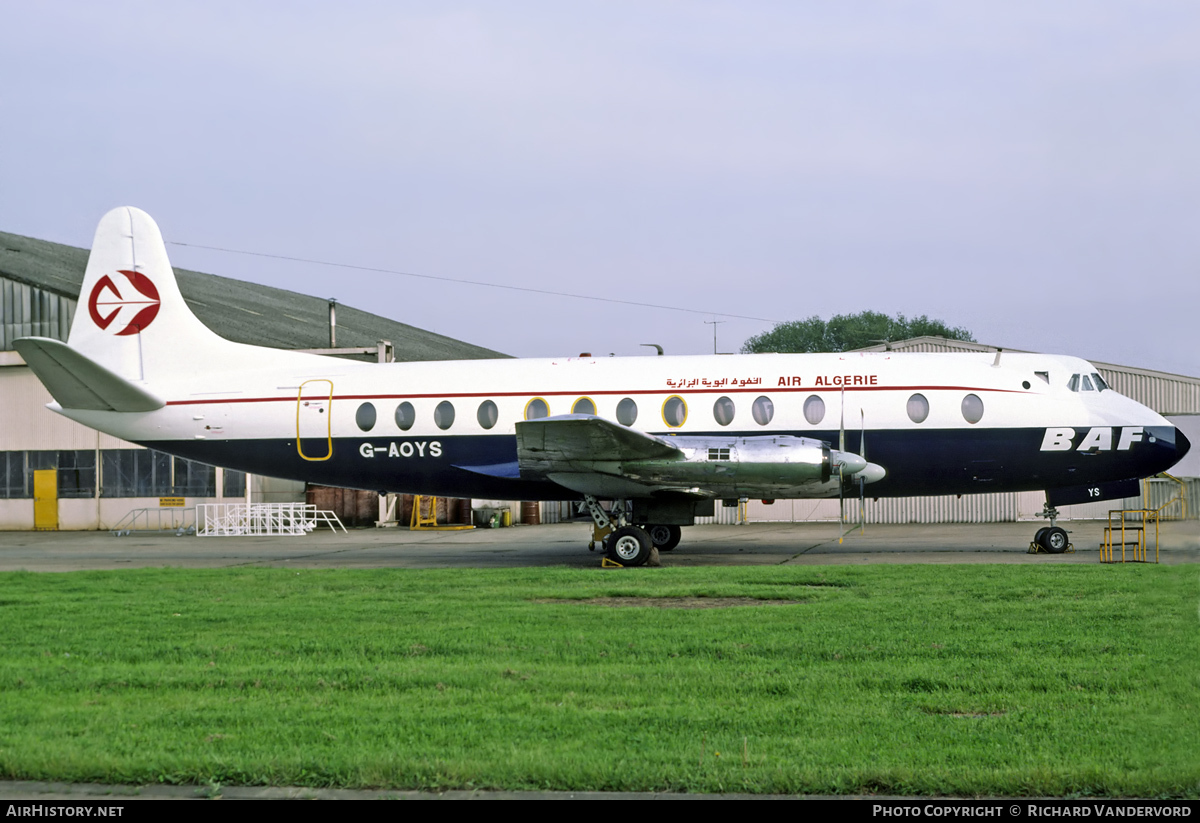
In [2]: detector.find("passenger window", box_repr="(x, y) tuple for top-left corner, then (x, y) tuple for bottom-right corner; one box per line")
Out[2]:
(752, 396), (774, 426)
(713, 396), (735, 426)
(572, 397), (596, 415)
(355, 402), (377, 432)
(434, 400), (455, 430)
(525, 398), (549, 420)
(395, 402), (415, 431)
(907, 393), (929, 424)
(616, 398), (638, 426)
(477, 400), (498, 430)
(662, 395), (687, 428)
(1067, 374), (1080, 392)
(961, 394), (984, 424)
(1081, 375), (1095, 392)
(803, 395), (825, 425)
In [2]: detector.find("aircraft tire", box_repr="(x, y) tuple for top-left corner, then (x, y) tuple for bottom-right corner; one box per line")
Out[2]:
(606, 526), (653, 566)
(1034, 527), (1049, 546)
(645, 524), (682, 552)
(1040, 526), (1069, 554)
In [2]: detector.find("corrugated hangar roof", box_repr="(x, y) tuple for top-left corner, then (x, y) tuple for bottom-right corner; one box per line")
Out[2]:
(853, 336), (1200, 415)
(0, 228), (507, 362)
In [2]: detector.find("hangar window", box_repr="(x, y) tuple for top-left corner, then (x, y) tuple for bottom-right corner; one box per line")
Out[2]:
(524, 398), (549, 420)
(907, 393), (929, 424)
(355, 402), (377, 432)
(662, 395), (687, 428)
(395, 402), (415, 431)
(616, 398), (638, 426)
(803, 394), (825, 426)
(572, 397), (596, 415)
(713, 396), (735, 426)
(477, 400), (498, 430)
(434, 400), (455, 430)
(752, 396), (774, 426)
(961, 394), (984, 424)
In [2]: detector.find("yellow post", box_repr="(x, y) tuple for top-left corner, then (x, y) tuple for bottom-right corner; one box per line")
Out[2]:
(33, 470), (58, 531)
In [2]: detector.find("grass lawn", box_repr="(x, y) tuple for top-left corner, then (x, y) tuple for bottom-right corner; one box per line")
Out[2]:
(0, 564), (1196, 796)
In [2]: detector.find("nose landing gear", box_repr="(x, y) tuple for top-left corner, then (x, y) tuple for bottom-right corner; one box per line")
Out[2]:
(1031, 500), (1072, 554)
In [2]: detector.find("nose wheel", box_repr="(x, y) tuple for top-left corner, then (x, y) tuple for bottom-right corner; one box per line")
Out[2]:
(1031, 501), (1072, 554)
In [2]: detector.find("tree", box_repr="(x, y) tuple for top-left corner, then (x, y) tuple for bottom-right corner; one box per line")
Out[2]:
(741, 311), (974, 354)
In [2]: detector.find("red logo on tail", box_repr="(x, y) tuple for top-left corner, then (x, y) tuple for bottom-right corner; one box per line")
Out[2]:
(87, 270), (161, 335)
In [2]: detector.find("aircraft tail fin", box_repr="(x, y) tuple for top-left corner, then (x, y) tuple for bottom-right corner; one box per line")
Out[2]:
(65, 206), (232, 383)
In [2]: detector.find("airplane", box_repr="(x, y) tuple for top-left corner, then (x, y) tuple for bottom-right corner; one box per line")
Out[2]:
(13, 207), (1191, 565)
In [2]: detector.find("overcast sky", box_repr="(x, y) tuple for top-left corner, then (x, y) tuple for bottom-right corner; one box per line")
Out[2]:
(3, 2), (1198, 374)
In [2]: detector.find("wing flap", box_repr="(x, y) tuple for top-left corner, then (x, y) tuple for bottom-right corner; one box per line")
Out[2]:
(13, 336), (164, 412)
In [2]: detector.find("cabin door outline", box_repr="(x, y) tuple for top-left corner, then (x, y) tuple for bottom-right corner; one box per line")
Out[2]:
(297, 380), (334, 461)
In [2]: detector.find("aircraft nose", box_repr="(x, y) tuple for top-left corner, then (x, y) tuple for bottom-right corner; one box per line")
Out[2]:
(1176, 427), (1192, 463)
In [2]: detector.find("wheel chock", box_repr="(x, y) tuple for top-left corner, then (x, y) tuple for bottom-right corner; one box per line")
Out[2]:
(601, 557), (625, 568)
(1027, 541), (1075, 554)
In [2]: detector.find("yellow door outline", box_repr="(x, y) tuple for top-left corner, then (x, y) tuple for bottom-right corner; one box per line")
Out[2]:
(34, 469), (58, 531)
(297, 379), (334, 461)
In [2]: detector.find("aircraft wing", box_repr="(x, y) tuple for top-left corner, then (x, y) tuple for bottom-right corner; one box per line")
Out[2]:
(515, 414), (686, 496)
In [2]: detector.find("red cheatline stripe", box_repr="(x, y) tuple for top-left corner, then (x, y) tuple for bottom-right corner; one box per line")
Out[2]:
(166, 385), (1029, 406)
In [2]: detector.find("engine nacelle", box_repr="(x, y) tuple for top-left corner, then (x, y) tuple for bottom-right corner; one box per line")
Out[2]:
(621, 435), (884, 499)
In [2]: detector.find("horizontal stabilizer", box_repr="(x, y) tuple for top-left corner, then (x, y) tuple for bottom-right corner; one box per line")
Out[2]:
(13, 336), (164, 412)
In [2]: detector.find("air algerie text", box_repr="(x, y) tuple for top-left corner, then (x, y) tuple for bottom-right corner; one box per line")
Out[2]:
(812, 375), (879, 387)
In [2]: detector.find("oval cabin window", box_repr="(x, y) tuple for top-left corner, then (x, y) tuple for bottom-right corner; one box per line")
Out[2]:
(662, 395), (687, 428)
(713, 396), (735, 426)
(961, 394), (984, 424)
(525, 398), (549, 420)
(572, 397), (596, 415)
(395, 402), (415, 431)
(803, 395), (825, 426)
(907, 393), (929, 424)
(616, 398), (638, 426)
(477, 400), (498, 430)
(355, 402), (377, 432)
(752, 396), (774, 426)
(434, 400), (455, 430)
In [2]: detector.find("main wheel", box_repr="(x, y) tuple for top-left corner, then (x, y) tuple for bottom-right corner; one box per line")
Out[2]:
(605, 526), (653, 566)
(1034, 527), (1049, 546)
(1039, 526), (1069, 554)
(645, 524), (682, 552)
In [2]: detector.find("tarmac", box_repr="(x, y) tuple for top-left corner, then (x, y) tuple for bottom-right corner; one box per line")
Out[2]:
(0, 519), (1196, 572)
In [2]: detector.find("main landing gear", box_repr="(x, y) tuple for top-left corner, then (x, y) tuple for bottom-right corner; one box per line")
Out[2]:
(580, 496), (670, 566)
(1032, 500), (1071, 554)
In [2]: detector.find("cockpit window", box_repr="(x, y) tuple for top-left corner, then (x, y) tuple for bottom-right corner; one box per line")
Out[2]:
(1092, 373), (1109, 391)
(1081, 375), (1095, 392)
(1034, 371), (1050, 384)
(1067, 374), (1080, 392)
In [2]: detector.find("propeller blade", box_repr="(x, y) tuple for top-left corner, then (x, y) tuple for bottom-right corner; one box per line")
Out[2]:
(838, 386), (846, 540)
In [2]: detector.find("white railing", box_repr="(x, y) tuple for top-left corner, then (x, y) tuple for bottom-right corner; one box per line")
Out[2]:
(195, 503), (347, 537)
(110, 507), (197, 536)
